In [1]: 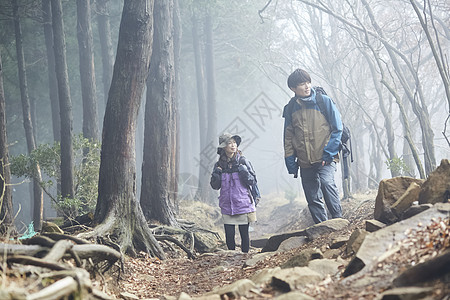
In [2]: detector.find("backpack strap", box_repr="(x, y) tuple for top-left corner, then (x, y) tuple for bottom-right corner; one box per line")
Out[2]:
(315, 89), (331, 124)
(282, 96), (298, 121)
(239, 156), (256, 179)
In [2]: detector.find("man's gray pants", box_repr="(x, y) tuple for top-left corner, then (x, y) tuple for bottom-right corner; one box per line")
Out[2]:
(300, 162), (342, 224)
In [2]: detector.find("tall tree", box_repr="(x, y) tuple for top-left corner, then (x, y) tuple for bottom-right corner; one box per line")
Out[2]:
(95, 0), (114, 114)
(89, 0), (164, 258)
(0, 52), (14, 234)
(140, 0), (177, 226)
(203, 10), (217, 201)
(191, 11), (209, 202)
(51, 0), (75, 201)
(42, 0), (60, 142)
(77, 0), (99, 142)
(173, 0), (181, 212)
(11, 0), (44, 230)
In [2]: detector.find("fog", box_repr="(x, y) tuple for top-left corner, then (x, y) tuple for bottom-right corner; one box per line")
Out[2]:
(3, 0), (450, 227)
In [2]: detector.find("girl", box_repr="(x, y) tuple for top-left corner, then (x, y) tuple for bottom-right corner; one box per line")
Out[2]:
(210, 133), (259, 253)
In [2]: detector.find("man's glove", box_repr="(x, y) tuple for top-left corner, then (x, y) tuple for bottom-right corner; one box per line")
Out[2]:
(285, 155), (299, 177)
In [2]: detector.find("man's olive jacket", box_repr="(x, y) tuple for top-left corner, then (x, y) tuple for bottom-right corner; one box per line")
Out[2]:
(283, 88), (343, 173)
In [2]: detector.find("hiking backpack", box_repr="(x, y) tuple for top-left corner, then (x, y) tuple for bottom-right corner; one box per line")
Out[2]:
(239, 156), (261, 206)
(313, 86), (353, 163)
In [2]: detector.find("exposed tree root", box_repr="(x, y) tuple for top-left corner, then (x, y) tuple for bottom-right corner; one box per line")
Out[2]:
(78, 210), (166, 259)
(0, 233), (123, 299)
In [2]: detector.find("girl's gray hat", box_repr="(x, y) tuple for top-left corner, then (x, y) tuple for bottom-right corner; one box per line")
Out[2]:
(217, 132), (241, 148)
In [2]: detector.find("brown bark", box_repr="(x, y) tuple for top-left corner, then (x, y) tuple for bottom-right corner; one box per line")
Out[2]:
(92, 0), (164, 258)
(12, 0), (44, 230)
(0, 52), (13, 234)
(140, 0), (177, 226)
(51, 0), (75, 200)
(77, 0), (99, 142)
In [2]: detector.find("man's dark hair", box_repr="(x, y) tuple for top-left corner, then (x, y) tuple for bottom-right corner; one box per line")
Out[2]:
(287, 69), (311, 89)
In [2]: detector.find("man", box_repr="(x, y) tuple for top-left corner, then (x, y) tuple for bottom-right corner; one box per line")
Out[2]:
(283, 68), (343, 224)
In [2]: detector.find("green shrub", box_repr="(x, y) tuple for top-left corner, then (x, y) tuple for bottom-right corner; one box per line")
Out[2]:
(10, 134), (100, 219)
(385, 157), (410, 176)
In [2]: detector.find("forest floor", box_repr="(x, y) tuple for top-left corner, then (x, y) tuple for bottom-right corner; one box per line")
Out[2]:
(110, 192), (450, 299)
(1, 191), (448, 299)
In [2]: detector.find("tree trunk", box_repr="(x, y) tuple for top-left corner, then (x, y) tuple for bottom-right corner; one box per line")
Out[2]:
(191, 12), (210, 202)
(95, 0), (114, 117)
(203, 12), (217, 204)
(91, 0), (164, 258)
(42, 0), (60, 143)
(42, 0), (62, 199)
(361, 0), (435, 176)
(409, 0), (450, 119)
(51, 0), (75, 200)
(173, 0), (181, 212)
(362, 52), (400, 177)
(12, 0), (44, 230)
(140, 0), (177, 226)
(77, 0), (99, 142)
(0, 52), (14, 234)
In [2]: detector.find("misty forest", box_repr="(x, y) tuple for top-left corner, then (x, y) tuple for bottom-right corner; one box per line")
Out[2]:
(0, 0), (449, 299)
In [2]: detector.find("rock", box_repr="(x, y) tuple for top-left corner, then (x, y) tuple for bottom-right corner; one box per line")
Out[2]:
(323, 248), (341, 259)
(251, 267), (281, 285)
(329, 236), (348, 249)
(251, 236), (269, 248)
(271, 267), (322, 291)
(342, 256), (365, 277)
(391, 182), (421, 218)
(393, 250), (450, 287)
(244, 252), (273, 267)
(177, 292), (192, 300)
(274, 291), (315, 299)
(281, 248), (323, 268)
(193, 231), (220, 253)
(191, 294), (221, 300)
(379, 286), (434, 300)
(346, 229), (368, 256)
(401, 204), (432, 220)
(374, 177), (424, 224)
(261, 219), (349, 252)
(277, 236), (308, 252)
(120, 291), (139, 300)
(261, 229), (307, 252)
(206, 279), (256, 298)
(365, 219), (386, 232)
(342, 204), (449, 278)
(307, 258), (343, 278)
(305, 218), (350, 240)
(418, 159), (450, 205)
(436, 202), (450, 212)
